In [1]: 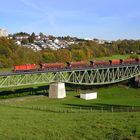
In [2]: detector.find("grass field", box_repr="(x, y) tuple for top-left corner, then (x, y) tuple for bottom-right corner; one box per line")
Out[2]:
(96, 54), (140, 60)
(1, 86), (140, 108)
(0, 86), (140, 140)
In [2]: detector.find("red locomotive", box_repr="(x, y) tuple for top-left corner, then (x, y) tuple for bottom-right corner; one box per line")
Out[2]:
(13, 58), (140, 72)
(13, 64), (37, 72)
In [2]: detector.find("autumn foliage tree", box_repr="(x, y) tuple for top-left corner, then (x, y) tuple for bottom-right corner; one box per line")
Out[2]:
(0, 37), (41, 67)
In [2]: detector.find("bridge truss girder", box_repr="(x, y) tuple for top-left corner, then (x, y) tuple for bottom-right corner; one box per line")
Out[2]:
(0, 65), (139, 88)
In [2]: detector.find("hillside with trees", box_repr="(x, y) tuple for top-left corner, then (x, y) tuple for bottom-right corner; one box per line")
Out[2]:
(41, 39), (140, 63)
(0, 37), (41, 67)
(0, 37), (140, 68)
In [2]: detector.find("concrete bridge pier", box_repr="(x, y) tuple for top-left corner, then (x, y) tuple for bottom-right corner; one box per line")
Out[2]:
(49, 82), (66, 98)
(135, 75), (140, 87)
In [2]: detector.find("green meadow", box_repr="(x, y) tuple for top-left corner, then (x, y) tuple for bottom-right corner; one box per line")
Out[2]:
(0, 86), (139, 140)
(96, 54), (140, 60)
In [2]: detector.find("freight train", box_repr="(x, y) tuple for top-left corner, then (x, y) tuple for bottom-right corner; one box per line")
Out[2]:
(13, 58), (140, 72)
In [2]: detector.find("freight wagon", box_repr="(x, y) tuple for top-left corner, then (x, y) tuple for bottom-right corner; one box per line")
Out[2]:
(13, 58), (140, 72)
(39, 62), (65, 70)
(66, 61), (88, 68)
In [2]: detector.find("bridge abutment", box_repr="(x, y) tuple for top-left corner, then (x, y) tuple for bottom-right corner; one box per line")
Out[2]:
(49, 82), (66, 98)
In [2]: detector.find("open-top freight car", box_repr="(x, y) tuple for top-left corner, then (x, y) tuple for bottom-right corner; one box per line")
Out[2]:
(90, 60), (109, 66)
(109, 59), (123, 65)
(13, 58), (140, 72)
(66, 61), (88, 68)
(39, 62), (65, 70)
(122, 58), (139, 64)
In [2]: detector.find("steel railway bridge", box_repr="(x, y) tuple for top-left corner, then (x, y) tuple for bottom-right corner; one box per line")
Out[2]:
(0, 64), (140, 88)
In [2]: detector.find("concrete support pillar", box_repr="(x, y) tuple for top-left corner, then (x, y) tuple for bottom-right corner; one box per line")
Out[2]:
(49, 82), (66, 98)
(135, 75), (140, 87)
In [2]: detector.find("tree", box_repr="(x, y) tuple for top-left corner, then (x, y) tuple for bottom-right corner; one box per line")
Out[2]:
(21, 39), (29, 45)
(71, 49), (86, 61)
(55, 49), (72, 62)
(42, 52), (56, 62)
(13, 32), (30, 36)
(29, 32), (36, 43)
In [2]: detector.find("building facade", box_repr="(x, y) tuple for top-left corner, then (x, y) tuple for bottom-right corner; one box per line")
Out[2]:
(0, 28), (8, 37)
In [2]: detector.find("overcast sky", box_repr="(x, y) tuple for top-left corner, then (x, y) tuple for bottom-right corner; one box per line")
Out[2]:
(0, 0), (140, 40)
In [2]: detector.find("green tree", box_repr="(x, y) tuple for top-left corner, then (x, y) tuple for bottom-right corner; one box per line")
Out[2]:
(71, 49), (86, 61)
(42, 52), (56, 62)
(21, 39), (29, 45)
(29, 32), (36, 43)
(55, 49), (72, 62)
